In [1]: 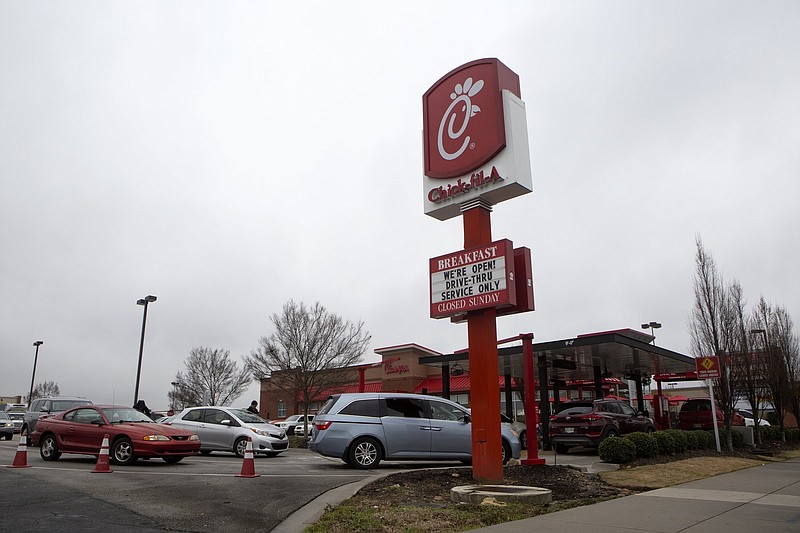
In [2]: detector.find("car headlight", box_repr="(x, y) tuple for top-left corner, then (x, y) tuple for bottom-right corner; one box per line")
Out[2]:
(250, 427), (269, 437)
(509, 429), (519, 438)
(142, 435), (170, 441)
(190, 434), (199, 441)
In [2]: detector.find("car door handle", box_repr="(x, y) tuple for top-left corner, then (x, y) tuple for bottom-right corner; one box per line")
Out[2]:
(419, 426), (431, 431)
(430, 427), (443, 431)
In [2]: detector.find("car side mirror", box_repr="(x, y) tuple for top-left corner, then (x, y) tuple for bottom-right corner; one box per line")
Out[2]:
(90, 418), (104, 425)
(462, 414), (471, 424)
(220, 419), (232, 426)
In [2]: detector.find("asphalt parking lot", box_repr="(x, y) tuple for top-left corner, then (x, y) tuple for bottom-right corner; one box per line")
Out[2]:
(0, 435), (401, 532)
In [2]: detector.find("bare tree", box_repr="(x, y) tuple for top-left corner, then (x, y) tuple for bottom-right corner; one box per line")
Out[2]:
(775, 307), (800, 430)
(172, 347), (252, 407)
(26, 381), (60, 403)
(245, 300), (371, 434)
(688, 237), (737, 450)
(755, 300), (800, 441)
(727, 282), (767, 443)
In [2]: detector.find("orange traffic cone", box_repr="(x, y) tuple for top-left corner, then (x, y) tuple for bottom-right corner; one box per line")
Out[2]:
(8, 435), (31, 468)
(236, 436), (260, 478)
(92, 434), (113, 473)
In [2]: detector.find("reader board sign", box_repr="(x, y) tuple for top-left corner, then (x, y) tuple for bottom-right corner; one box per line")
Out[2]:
(430, 239), (516, 319)
(695, 356), (721, 379)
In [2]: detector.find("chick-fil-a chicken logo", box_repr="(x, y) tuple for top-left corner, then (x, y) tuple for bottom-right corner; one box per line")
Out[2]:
(423, 58), (521, 180)
(437, 77), (484, 161)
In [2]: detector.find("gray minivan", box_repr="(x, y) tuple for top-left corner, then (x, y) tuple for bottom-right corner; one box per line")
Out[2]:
(309, 393), (521, 469)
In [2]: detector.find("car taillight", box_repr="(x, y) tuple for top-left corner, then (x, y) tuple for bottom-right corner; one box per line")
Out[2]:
(314, 421), (332, 431)
(582, 415), (602, 421)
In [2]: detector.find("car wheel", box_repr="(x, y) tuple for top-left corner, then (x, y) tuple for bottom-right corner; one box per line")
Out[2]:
(519, 430), (527, 450)
(554, 443), (569, 454)
(111, 438), (137, 466)
(20, 425), (28, 437)
(39, 434), (61, 461)
(646, 426), (655, 434)
(348, 437), (381, 469)
(234, 437), (248, 458)
(162, 457), (183, 464)
(501, 439), (512, 465)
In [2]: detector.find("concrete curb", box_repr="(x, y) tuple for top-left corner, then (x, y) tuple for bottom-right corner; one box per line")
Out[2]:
(272, 470), (396, 533)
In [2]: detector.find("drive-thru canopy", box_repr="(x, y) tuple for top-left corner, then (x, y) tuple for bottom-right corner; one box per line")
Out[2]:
(418, 328), (696, 448)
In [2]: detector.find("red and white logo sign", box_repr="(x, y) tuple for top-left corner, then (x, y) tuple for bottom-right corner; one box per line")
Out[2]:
(423, 58), (521, 179)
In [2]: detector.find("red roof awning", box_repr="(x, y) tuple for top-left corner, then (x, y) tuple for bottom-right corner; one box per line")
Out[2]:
(413, 375), (515, 394)
(303, 381), (383, 401)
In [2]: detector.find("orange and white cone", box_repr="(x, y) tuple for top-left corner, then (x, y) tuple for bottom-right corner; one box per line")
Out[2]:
(236, 436), (260, 478)
(92, 434), (113, 473)
(8, 435), (31, 468)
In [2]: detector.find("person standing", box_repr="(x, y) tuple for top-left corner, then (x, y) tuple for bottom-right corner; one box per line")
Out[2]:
(246, 400), (259, 415)
(133, 399), (152, 419)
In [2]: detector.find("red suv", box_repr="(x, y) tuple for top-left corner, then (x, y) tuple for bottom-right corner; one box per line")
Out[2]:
(549, 399), (654, 454)
(678, 399), (745, 430)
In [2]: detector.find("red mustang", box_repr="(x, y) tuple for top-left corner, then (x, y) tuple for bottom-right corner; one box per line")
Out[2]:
(30, 405), (200, 465)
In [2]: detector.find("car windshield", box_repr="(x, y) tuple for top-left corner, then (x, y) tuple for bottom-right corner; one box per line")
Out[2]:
(555, 403), (594, 415)
(8, 413), (23, 420)
(101, 408), (155, 423)
(230, 409), (267, 424)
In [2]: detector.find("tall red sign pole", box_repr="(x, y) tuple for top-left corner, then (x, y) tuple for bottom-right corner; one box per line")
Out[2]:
(463, 202), (503, 482)
(424, 59), (533, 484)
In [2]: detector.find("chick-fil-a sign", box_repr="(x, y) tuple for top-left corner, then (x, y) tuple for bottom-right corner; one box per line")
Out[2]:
(423, 59), (533, 221)
(423, 58), (520, 179)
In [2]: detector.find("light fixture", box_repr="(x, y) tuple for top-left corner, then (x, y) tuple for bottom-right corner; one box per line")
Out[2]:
(134, 295), (158, 404)
(450, 363), (465, 376)
(641, 321), (662, 345)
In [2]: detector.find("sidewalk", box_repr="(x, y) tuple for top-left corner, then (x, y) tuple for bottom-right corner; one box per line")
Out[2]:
(471, 457), (800, 533)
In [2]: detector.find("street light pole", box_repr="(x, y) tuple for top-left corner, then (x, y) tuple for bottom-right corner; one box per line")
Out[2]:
(134, 295), (157, 405)
(170, 380), (180, 410)
(28, 341), (44, 408)
(641, 321), (662, 345)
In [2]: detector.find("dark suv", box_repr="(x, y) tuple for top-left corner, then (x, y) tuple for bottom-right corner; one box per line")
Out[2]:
(549, 399), (655, 454)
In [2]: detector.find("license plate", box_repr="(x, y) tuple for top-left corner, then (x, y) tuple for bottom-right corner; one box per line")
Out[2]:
(565, 427), (575, 433)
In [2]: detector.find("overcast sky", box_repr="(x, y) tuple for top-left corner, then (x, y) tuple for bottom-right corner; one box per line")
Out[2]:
(2, 2), (798, 410)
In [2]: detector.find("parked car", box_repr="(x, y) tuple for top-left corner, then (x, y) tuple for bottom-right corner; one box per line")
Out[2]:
(276, 414), (315, 436)
(500, 413), (536, 450)
(309, 392), (522, 469)
(167, 406), (288, 457)
(7, 411), (24, 434)
(22, 397), (93, 436)
(0, 411), (14, 440)
(29, 405), (200, 465)
(293, 422), (313, 437)
(549, 399), (655, 454)
(735, 409), (771, 427)
(678, 398), (745, 430)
